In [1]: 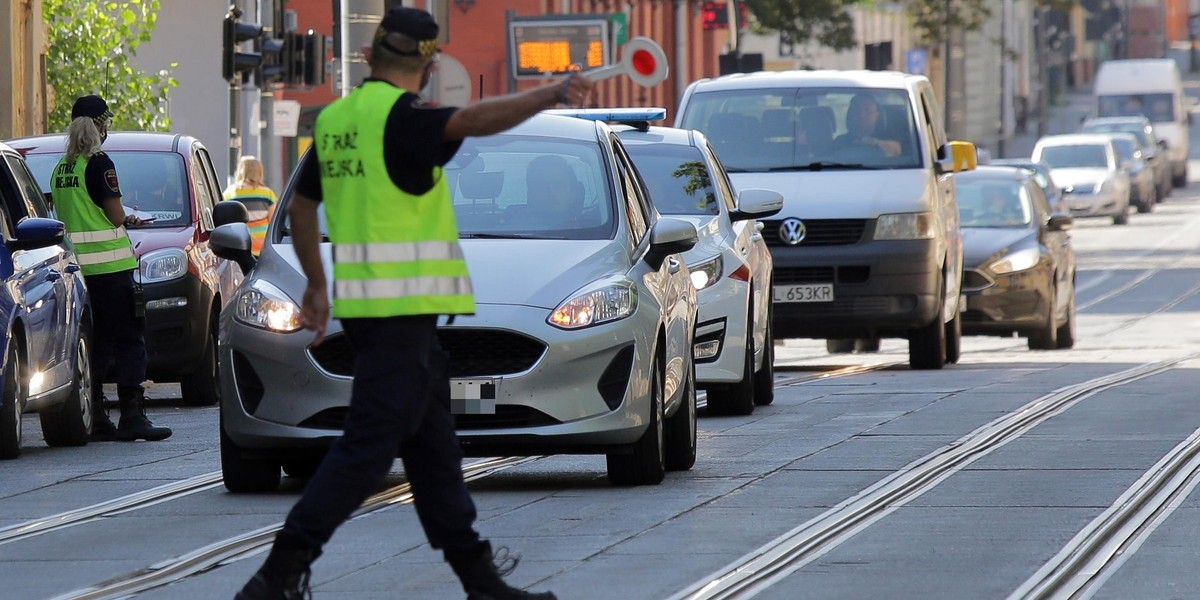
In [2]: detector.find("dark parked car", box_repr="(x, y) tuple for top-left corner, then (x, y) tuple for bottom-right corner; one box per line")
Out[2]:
(11, 133), (242, 406)
(0, 141), (93, 458)
(957, 166), (1076, 350)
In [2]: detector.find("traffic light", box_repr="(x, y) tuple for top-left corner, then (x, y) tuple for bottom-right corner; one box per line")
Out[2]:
(260, 35), (286, 85)
(280, 30), (327, 87)
(222, 7), (264, 82)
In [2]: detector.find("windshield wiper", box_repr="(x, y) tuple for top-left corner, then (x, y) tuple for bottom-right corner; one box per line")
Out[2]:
(460, 232), (566, 240)
(768, 161), (881, 171)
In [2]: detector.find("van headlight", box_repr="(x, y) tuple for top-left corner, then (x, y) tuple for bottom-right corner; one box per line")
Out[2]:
(989, 248), (1040, 274)
(236, 280), (302, 333)
(548, 282), (636, 330)
(134, 248), (187, 284)
(875, 212), (935, 240)
(689, 255), (723, 290)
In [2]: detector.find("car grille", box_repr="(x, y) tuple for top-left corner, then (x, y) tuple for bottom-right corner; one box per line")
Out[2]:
(774, 266), (871, 285)
(308, 329), (547, 378)
(759, 219), (868, 247)
(297, 405), (560, 431)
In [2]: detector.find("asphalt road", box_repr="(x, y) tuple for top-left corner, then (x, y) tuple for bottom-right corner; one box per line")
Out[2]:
(7, 163), (1200, 599)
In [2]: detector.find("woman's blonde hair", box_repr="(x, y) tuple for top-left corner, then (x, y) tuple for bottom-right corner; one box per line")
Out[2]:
(233, 155), (266, 187)
(64, 117), (103, 165)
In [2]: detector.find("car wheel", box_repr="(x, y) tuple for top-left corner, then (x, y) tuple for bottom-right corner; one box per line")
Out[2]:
(826, 339), (855, 354)
(282, 456), (324, 479)
(607, 356), (665, 486)
(181, 322), (219, 407)
(1137, 188), (1154, 213)
(944, 306), (962, 365)
(1172, 166), (1187, 188)
(1112, 210), (1129, 225)
(909, 283), (947, 370)
(753, 307), (775, 406)
(0, 341), (24, 459)
(1028, 285), (1059, 350)
(41, 322), (92, 447)
(221, 410), (281, 493)
(706, 318), (755, 416)
(1056, 280), (1077, 349)
(664, 360), (697, 472)
(854, 337), (881, 353)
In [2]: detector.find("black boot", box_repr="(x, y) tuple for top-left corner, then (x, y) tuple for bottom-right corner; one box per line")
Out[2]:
(236, 530), (321, 600)
(448, 541), (557, 600)
(116, 389), (172, 441)
(90, 394), (119, 442)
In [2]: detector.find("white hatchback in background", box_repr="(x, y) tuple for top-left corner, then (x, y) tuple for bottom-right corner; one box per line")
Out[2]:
(1032, 133), (1131, 225)
(560, 109), (784, 416)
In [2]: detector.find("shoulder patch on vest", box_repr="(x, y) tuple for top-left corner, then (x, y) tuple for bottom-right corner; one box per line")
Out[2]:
(104, 169), (120, 192)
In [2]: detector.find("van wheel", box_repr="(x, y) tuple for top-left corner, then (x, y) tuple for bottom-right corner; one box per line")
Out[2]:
(0, 341), (24, 459)
(221, 410), (281, 493)
(1112, 211), (1129, 225)
(42, 323), (92, 447)
(607, 357), (666, 486)
(1173, 166), (1187, 188)
(854, 337), (881, 353)
(182, 323), (219, 407)
(909, 288), (947, 370)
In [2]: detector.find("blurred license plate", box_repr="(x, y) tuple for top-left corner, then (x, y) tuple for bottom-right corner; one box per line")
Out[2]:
(451, 379), (496, 415)
(773, 284), (833, 303)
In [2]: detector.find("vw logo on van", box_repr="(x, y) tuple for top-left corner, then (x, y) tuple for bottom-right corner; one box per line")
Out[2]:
(778, 218), (807, 245)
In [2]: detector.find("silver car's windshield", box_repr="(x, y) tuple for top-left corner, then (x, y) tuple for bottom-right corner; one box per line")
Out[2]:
(623, 144), (719, 216)
(957, 180), (1033, 228)
(1098, 93), (1175, 121)
(447, 136), (616, 240)
(25, 151), (191, 228)
(678, 87), (922, 171)
(1081, 123), (1151, 148)
(1039, 145), (1108, 169)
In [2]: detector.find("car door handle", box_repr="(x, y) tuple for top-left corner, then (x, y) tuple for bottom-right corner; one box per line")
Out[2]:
(668, 257), (681, 274)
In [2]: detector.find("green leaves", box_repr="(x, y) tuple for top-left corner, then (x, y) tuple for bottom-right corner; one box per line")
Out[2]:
(43, 0), (177, 132)
(744, 0), (862, 52)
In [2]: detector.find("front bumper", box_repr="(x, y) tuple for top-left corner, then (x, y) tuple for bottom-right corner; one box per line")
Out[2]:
(1063, 189), (1123, 218)
(693, 278), (751, 386)
(142, 273), (212, 379)
(961, 267), (1051, 336)
(220, 303), (658, 458)
(769, 238), (941, 339)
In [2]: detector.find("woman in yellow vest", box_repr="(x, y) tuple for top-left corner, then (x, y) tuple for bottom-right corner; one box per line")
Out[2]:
(222, 155), (277, 256)
(236, 7), (594, 600)
(50, 95), (171, 443)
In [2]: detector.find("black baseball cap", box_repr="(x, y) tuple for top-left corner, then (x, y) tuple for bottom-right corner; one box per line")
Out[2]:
(377, 7), (440, 57)
(71, 95), (114, 121)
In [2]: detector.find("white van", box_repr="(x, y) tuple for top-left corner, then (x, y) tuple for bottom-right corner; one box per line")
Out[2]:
(675, 70), (976, 370)
(1094, 59), (1189, 187)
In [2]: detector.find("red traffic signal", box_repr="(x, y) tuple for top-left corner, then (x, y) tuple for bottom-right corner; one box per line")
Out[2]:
(701, 1), (748, 31)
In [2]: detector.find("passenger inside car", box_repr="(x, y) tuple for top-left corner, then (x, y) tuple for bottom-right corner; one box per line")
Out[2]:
(512, 155), (586, 228)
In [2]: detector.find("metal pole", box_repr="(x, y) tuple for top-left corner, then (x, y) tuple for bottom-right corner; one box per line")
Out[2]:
(505, 9), (516, 94)
(675, 0), (688, 109)
(240, 0), (261, 177)
(997, 0), (1008, 158)
(943, 0), (952, 137)
(1036, 6), (1049, 138)
(260, 0), (280, 192)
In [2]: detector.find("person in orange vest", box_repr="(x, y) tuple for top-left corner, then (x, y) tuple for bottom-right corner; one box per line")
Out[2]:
(222, 155), (277, 255)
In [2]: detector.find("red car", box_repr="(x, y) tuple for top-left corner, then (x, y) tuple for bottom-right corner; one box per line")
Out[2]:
(9, 132), (242, 406)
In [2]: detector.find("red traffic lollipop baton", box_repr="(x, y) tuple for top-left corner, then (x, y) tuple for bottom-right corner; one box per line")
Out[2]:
(582, 37), (670, 87)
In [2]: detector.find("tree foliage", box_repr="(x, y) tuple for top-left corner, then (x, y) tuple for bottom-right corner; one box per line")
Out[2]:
(43, 0), (178, 133)
(904, 0), (993, 46)
(744, 0), (861, 52)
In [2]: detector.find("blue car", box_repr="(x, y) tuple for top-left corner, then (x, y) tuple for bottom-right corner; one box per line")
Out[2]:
(0, 141), (93, 458)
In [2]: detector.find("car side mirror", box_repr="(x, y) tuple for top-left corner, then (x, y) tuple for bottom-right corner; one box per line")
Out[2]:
(210, 223), (257, 274)
(731, 189), (784, 222)
(644, 218), (698, 270)
(8, 217), (65, 251)
(936, 141), (978, 174)
(213, 200), (250, 228)
(1047, 213), (1073, 231)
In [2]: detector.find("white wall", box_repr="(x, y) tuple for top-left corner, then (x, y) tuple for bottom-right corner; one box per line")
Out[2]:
(129, 0), (231, 181)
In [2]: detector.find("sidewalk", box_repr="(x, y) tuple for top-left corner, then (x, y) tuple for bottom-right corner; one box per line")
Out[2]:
(1002, 88), (1094, 160)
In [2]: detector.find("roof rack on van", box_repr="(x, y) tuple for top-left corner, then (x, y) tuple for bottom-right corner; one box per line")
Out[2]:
(544, 107), (667, 132)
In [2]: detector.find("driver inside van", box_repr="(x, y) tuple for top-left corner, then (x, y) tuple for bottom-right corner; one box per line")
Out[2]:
(834, 93), (902, 157)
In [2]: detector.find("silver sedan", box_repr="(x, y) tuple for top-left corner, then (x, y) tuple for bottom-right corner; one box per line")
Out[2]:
(212, 114), (700, 489)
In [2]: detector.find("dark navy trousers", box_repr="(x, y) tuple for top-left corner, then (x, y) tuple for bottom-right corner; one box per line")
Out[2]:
(283, 315), (480, 555)
(85, 270), (147, 399)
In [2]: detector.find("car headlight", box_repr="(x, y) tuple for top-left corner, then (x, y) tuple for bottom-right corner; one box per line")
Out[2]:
(134, 247), (187, 284)
(875, 212), (935, 240)
(988, 248), (1041, 275)
(548, 283), (636, 330)
(689, 255), (723, 291)
(236, 280), (302, 333)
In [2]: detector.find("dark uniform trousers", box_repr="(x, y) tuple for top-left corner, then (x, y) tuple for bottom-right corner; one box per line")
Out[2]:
(86, 270), (148, 398)
(283, 315), (481, 554)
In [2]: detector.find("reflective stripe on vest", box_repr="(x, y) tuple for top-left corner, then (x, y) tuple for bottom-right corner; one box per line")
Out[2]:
(69, 225), (128, 244)
(316, 81), (475, 319)
(50, 154), (138, 276)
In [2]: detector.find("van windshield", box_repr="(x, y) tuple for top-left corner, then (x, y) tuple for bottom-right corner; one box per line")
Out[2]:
(1098, 94), (1175, 122)
(678, 87), (922, 172)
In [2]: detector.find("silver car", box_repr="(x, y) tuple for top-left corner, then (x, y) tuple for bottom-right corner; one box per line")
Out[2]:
(1032, 134), (1131, 225)
(606, 117), (782, 416)
(212, 114), (700, 490)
